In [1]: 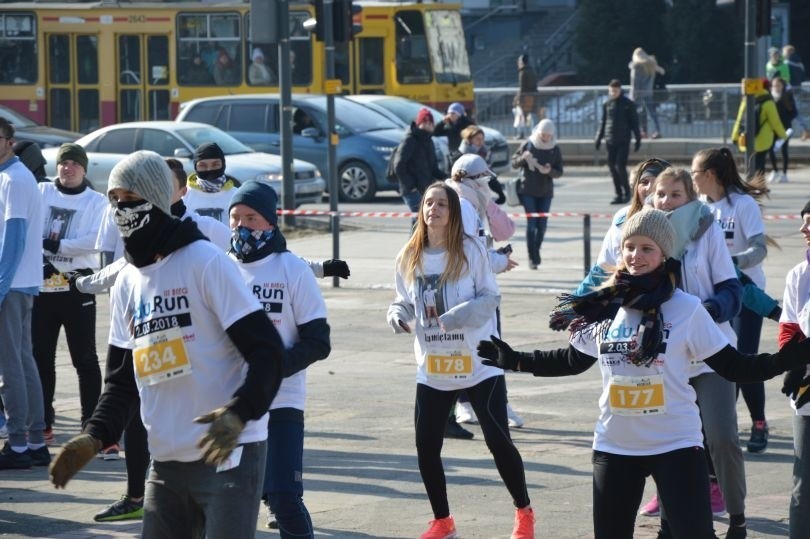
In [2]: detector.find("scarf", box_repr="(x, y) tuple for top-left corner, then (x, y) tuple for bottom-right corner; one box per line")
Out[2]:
(195, 172), (227, 193)
(170, 199), (187, 218)
(118, 205), (206, 267)
(230, 226), (288, 263)
(549, 258), (681, 366)
(666, 200), (714, 260)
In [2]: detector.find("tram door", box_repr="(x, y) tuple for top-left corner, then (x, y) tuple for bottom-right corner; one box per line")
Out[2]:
(352, 36), (385, 95)
(46, 33), (100, 132)
(117, 35), (171, 122)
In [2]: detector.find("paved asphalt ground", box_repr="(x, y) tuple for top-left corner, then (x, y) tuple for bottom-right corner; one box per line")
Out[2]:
(3, 162), (810, 538)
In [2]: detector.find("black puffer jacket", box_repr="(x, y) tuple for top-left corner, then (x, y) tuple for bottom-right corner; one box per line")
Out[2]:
(595, 94), (640, 145)
(393, 123), (445, 194)
(433, 114), (474, 153)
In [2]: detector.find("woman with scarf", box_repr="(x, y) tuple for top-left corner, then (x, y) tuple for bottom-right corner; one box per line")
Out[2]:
(511, 119), (563, 269)
(691, 147), (772, 455)
(478, 208), (810, 539)
(387, 182), (534, 539)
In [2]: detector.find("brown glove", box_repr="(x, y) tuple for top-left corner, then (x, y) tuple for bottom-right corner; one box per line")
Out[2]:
(194, 407), (245, 466)
(49, 434), (102, 488)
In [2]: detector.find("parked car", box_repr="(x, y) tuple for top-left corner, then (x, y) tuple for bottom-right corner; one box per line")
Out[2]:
(346, 95), (510, 171)
(41, 121), (325, 206)
(0, 105), (83, 148)
(176, 94), (404, 202)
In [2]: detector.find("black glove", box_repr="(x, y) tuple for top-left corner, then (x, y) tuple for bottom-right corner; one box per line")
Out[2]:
(634, 139), (641, 152)
(477, 335), (532, 372)
(322, 259), (350, 279)
(594, 139), (601, 151)
(775, 333), (810, 372)
(767, 305), (782, 322)
(487, 176), (507, 205)
(782, 368), (810, 409)
(64, 268), (94, 293)
(43, 261), (59, 280)
(43, 238), (60, 254)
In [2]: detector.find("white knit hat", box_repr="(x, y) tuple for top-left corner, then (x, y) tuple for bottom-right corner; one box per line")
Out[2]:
(622, 208), (675, 259)
(108, 150), (174, 215)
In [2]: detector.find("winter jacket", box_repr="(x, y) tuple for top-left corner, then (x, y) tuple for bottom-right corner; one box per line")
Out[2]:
(433, 115), (474, 153)
(775, 89), (799, 130)
(595, 94), (641, 146)
(731, 90), (788, 153)
(511, 140), (563, 199)
(393, 122), (445, 194)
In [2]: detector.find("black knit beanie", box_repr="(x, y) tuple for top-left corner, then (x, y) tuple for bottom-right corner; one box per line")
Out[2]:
(229, 181), (278, 226)
(193, 142), (226, 168)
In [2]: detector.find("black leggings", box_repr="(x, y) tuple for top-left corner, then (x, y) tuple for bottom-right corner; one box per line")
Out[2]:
(768, 138), (790, 174)
(415, 376), (529, 519)
(592, 447), (717, 539)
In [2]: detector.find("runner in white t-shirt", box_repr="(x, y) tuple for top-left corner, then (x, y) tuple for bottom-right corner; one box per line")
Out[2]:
(49, 151), (286, 538)
(387, 182), (535, 539)
(479, 208), (810, 539)
(228, 180), (330, 536)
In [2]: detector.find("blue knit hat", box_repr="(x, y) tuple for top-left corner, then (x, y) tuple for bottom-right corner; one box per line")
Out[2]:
(229, 181), (278, 226)
(447, 102), (465, 116)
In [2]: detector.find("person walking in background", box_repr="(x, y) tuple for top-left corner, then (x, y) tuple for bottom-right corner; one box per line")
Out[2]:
(514, 54), (538, 139)
(458, 125), (491, 164)
(387, 183), (535, 539)
(692, 147), (772, 455)
(0, 117), (48, 470)
(511, 119), (563, 269)
(766, 47), (791, 83)
(392, 108), (446, 217)
(731, 78), (788, 178)
(768, 76), (798, 183)
(595, 79), (641, 205)
(782, 44), (810, 141)
(778, 200), (810, 539)
(433, 102), (473, 156)
(629, 47), (664, 139)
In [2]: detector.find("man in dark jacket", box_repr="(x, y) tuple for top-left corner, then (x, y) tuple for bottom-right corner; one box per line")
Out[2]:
(595, 79), (641, 204)
(393, 108), (446, 214)
(433, 102), (474, 154)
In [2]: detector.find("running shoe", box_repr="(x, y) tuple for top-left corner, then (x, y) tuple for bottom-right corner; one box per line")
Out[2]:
(445, 418), (474, 440)
(455, 401), (478, 425)
(420, 515), (457, 539)
(710, 480), (726, 517)
(511, 506), (535, 539)
(507, 403), (524, 428)
(43, 428), (55, 446)
(93, 494), (144, 522)
(26, 445), (51, 467)
(0, 441), (32, 470)
(264, 502), (278, 529)
(766, 170), (778, 183)
(778, 172), (788, 183)
(639, 494), (660, 517)
(98, 443), (122, 461)
(747, 421), (768, 454)
(725, 524), (748, 538)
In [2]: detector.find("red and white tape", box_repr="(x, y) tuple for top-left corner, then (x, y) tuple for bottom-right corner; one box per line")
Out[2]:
(277, 209), (803, 220)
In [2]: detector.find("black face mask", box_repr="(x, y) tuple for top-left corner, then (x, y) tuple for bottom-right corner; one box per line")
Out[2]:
(114, 200), (172, 267)
(196, 168), (226, 182)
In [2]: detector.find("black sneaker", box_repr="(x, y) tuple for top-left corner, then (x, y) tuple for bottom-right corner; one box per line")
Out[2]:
(93, 494), (144, 522)
(26, 445), (51, 467)
(610, 196), (625, 205)
(445, 417), (474, 440)
(726, 524), (747, 538)
(747, 421), (768, 453)
(0, 441), (32, 470)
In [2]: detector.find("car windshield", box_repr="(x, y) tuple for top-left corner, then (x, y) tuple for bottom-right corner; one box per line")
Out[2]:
(176, 126), (254, 155)
(0, 106), (37, 128)
(370, 98), (443, 125)
(303, 97), (400, 134)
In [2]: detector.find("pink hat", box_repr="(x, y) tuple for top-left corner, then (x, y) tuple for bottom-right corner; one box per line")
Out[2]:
(415, 108), (434, 125)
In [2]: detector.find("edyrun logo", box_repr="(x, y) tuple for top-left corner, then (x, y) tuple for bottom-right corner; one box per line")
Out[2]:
(133, 294), (190, 323)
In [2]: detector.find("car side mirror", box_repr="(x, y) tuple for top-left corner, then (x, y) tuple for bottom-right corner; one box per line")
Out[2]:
(301, 127), (320, 139)
(174, 148), (192, 158)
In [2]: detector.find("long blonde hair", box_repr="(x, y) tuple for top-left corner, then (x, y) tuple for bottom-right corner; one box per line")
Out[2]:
(397, 182), (468, 286)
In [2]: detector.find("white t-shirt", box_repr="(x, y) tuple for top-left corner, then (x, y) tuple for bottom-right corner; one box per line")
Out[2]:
(183, 188), (236, 226)
(392, 239), (502, 391)
(96, 204), (124, 260)
(705, 191), (766, 288)
(233, 250), (328, 411)
(779, 252), (810, 417)
(108, 240), (267, 462)
(0, 159), (43, 289)
(183, 210), (231, 252)
(39, 182), (107, 280)
(596, 206), (628, 270)
(571, 289), (729, 456)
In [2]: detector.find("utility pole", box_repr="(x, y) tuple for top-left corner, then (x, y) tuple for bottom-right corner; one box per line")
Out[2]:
(744, 0), (757, 176)
(278, 0), (295, 225)
(323, 0), (341, 288)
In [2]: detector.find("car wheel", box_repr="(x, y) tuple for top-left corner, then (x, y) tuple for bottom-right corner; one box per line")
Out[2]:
(338, 161), (376, 202)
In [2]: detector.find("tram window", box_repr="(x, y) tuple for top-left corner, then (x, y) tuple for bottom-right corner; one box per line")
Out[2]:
(424, 10), (471, 84)
(147, 36), (169, 85)
(77, 36), (99, 85)
(335, 42), (349, 86)
(118, 36), (141, 85)
(358, 38), (383, 86)
(290, 42), (311, 86)
(177, 12), (242, 86)
(0, 13), (36, 84)
(48, 35), (70, 85)
(245, 45), (278, 86)
(394, 11), (431, 84)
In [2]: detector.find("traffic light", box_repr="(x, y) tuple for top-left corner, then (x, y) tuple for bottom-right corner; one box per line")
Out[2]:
(311, 0), (361, 43)
(250, 0), (280, 45)
(313, 0), (325, 42)
(755, 0), (771, 38)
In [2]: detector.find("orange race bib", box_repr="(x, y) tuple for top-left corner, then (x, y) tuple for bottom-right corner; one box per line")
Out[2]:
(42, 273), (70, 293)
(426, 353), (473, 379)
(133, 326), (191, 386)
(608, 374), (665, 416)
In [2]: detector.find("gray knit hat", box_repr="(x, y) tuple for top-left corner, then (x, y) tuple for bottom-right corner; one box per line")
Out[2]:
(622, 208), (675, 259)
(108, 150), (174, 215)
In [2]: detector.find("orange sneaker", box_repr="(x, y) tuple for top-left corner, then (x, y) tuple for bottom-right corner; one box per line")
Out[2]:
(420, 515), (457, 539)
(511, 506), (535, 539)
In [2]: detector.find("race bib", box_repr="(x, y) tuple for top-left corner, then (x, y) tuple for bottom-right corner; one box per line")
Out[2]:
(608, 374), (665, 416)
(426, 352), (473, 379)
(133, 326), (192, 386)
(42, 273), (70, 293)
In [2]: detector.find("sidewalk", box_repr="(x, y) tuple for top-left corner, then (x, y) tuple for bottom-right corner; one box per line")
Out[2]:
(3, 165), (809, 538)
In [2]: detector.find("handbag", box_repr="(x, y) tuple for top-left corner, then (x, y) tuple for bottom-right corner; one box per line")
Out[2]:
(505, 175), (522, 207)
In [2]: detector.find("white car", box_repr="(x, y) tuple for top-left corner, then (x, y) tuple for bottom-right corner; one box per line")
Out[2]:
(42, 121), (325, 206)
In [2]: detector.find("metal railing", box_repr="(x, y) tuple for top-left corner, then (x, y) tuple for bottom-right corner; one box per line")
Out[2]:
(472, 83), (810, 142)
